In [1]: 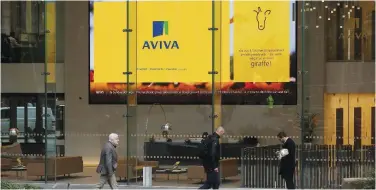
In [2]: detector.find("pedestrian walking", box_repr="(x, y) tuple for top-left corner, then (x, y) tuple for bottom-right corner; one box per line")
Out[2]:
(198, 127), (225, 189)
(96, 133), (119, 189)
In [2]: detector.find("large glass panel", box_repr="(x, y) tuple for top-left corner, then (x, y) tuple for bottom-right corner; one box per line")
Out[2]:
(1, 1), (64, 64)
(326, 1), (375, 62)
(124, 0), (215, 187)
(300, 1), (375, 189)
(1, 1), (48, 185)
(1, 95), (47, 183)
(70, 1), (128, 187)
(1, 1), (43, 63)
(15, 0), (372, 189)
(221, 1), (300, 188)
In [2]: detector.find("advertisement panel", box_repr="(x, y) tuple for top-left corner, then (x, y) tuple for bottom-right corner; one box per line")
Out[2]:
(137, 1), (212, 83)
(232, 1), (290, 82)
(89, 1), (297, 105)
(220, 0), (296, 104)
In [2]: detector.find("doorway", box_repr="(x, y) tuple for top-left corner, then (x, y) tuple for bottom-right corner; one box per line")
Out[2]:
(371, 107), (375, 145)
(336, 108), (344, 145)
(353, 107), (362, 149)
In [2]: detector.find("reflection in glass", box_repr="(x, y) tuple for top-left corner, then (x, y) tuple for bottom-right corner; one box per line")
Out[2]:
(1, 1), (45, 63)
(326, 1), (375, 61)
(1, 1), (64, 63)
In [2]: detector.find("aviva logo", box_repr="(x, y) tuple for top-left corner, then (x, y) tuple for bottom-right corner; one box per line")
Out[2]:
(142, 21), (179, 50)
(153, 21), (169, 37)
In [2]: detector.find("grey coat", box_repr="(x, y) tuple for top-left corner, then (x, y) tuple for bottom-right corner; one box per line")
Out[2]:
(96, 141), (118, 176)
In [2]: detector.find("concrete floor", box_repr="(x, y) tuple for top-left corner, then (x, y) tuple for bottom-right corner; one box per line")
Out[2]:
(2, 167), (241, 189)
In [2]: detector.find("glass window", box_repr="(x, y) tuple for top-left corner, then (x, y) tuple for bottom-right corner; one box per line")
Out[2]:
(1, 1), (45, 63)
(16, 107), (24, 118)
(27, 107), (36, 118)
(1, 108), (10, 119)
(1, 1), (64, 63)
(326, 1), (375, 61)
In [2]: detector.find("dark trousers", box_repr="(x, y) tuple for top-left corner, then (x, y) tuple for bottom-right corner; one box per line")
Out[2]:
(199, 170), (220, 189)
(281, 172), (295, 189)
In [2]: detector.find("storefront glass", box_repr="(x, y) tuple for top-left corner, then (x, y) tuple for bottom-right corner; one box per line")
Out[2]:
(1, 1), (374, 189)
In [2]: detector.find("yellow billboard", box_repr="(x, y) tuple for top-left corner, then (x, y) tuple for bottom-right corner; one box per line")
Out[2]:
(233, 1), (290, 82)
(137, 1), (212, 83)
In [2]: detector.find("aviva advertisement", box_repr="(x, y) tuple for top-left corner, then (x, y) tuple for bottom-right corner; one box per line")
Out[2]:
(142, 21), (179, 49)
(89, 1), (297, 105)
(137, 1), (212, 83)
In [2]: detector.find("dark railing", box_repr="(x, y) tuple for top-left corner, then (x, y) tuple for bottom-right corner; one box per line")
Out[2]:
(241, 144), (375, 189)
(144, 142), (257, 165)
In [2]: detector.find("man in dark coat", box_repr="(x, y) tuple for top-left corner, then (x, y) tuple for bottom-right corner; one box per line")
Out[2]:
(199, 127), (225, 189)
(96, 133), (119, 189)
(277, 132), (296, 189)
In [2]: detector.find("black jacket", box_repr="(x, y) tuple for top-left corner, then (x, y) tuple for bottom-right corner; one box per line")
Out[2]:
(279, 138), (296, 175)
(96, 141), (118, 176)
(202, 132), (220, 172)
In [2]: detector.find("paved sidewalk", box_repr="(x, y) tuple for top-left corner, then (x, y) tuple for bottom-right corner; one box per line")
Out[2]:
(10, 182), (284, 189)
(14, 182), (198, 189)
(53, 183), (197, 189)
(11, 182), (268, 189)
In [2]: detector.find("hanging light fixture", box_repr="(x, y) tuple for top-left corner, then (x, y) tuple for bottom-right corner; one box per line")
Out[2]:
(144, 103), (171, 140)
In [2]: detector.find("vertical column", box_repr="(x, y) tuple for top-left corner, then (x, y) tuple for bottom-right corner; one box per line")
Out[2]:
(43, 0), (57, 183)
(1, 2), (11, 35)
(298, 2), (306, 188)
(26, 1), (32, 33)
(10, 2), (19, 33)
(127, 0), (137, 107)
(45, 1), (56, 83)
(304, 1), (326, 142)
(213, 0), (222, 130)
(125, 0), (138, 183)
